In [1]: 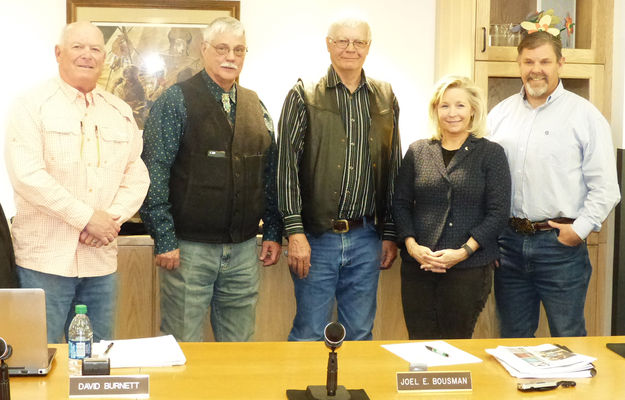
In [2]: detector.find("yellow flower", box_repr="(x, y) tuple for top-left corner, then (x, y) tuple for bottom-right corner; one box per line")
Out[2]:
(520, 14), (561, 36)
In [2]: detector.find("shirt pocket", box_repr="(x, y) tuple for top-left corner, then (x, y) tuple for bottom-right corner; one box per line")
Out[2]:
(535, 126), (582, 166)
(42, 118), (81, 165)
(98, 125), (131, 171)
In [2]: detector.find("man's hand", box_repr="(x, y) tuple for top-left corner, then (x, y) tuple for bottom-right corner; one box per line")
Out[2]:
(548, 220), (583, 247)
(79, 230), (106, 248)
(84, 210), (121, 246)
(155, 248), (181, 270)
(380, 240), (397, 269)
(287, 233), (311, 279)
(259, 240), (281, 266)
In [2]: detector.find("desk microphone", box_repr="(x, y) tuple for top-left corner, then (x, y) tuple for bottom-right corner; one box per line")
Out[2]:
(304, 322), (351, 400)
(324, 322), (345, 396)
(0, 337), (11, 400)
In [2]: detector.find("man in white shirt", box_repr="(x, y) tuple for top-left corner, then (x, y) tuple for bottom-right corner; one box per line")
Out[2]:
(5, 21), (149, 342)
(488, 31), (620, 337)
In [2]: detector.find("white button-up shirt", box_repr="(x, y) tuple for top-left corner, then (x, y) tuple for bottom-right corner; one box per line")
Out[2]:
(488, 81), (620, 239)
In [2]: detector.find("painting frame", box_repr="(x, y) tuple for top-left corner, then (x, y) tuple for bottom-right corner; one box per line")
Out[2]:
(67, 0), (240, 23)
(66, 0), (240, 129)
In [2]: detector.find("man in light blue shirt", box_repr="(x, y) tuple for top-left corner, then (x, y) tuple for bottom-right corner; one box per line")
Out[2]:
(488, 31), (620, 338)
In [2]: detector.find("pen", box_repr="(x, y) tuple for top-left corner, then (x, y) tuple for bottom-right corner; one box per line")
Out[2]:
(103, 342), (114, 356)
(425, 345), (449, 357)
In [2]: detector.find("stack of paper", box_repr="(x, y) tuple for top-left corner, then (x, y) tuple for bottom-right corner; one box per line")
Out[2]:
(485, 344), (596, 378)
(98, 335), (186, 368)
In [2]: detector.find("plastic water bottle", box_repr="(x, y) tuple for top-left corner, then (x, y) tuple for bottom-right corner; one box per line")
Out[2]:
(68, 304), (93, 376)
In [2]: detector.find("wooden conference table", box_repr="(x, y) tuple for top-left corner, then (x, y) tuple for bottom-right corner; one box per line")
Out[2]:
(11, 336), (625, 399)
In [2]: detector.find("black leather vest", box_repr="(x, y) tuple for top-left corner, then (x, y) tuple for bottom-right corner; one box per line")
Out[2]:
(171, 73), (270, 243)
(300, 76), (396, 234)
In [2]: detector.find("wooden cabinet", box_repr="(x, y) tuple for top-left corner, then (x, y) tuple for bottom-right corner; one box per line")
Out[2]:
(474, 0), (605, 64)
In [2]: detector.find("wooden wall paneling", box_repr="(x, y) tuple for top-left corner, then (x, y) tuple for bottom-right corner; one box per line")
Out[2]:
(586, 240), (599, 335)
(435, 0), (476, 80)
(472, 288), (499, 338)
(115, 243), (155, 339)
(254, 251), (296, 341)
(372, 258), (407, 340)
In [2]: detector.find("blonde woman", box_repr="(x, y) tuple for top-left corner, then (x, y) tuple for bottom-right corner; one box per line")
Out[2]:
(393, 76), (511, 339)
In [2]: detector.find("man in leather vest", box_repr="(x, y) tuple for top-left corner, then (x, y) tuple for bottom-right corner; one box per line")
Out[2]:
(140, 17), (282, 342)
(277, 18), (402, 341)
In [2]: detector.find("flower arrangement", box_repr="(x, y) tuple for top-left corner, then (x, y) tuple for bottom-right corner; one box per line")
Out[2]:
(511, 9), (575, 39)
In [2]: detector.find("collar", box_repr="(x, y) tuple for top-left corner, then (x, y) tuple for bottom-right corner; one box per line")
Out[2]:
(519, 80), (565, 108)
(201, 69), (237, 104)
(326, 65), (371, 92)
(430, 134), (480, 147)
(57, 76), (98, 106)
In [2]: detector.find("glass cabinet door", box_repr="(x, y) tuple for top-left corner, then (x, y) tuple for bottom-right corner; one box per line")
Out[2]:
(475, 0), (602, 64)
(474, 61), (604, 113)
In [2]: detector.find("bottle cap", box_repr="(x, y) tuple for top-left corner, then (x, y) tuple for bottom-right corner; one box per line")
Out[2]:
(75, 304), (88, 314)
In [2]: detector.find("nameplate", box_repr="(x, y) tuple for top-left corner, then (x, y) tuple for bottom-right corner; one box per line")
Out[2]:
(69, 374), (149, 398)
(397, 371), (472, 392)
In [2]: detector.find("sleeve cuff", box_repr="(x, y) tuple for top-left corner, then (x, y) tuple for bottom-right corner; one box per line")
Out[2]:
(153, 235), (179, 255)
(284, 214), (305, 237)
(572, 217), (596, 240)
(382, 222), (397, 241)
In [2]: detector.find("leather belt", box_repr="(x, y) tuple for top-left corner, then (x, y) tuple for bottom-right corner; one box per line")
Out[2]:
(509, 217), (575, 235)
(331, 217), (371, 234)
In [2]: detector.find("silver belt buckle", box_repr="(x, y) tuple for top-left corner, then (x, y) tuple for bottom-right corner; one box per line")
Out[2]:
(332, 219), (349, 234)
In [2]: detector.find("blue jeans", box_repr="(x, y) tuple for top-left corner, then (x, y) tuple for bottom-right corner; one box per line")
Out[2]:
(160, 237), (260, 342)
(16, 266), (117, 343)
(494, 227), (592, 337)
(289, 220), (381, 341)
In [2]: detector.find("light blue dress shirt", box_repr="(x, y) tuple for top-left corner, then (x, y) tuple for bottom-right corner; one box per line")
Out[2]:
(488, 81), (620, 239)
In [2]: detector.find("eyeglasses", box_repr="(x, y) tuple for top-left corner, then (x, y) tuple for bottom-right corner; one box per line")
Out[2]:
(209, 43), (248, 57)
(328, 38), (370, 50)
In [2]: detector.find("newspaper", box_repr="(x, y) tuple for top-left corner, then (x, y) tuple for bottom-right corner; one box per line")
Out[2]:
(485, 344), (596, 379)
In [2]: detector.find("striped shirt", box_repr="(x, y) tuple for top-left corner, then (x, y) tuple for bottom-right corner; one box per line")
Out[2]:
(277, 66), (401, 240)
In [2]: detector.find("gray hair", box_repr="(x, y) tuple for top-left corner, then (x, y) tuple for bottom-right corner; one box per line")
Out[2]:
(203, 17), (245, 43)
(327, 18), (371, 41)
(58, 21), (104, 46)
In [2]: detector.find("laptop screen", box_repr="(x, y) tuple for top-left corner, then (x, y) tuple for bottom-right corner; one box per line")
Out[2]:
(0, 288), (56, 375)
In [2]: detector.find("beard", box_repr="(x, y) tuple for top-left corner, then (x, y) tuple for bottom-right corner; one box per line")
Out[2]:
(524, 75), (549, 98)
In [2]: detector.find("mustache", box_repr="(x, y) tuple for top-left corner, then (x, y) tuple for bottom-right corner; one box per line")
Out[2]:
(528, 73), (546, 80)
(220, 62), (239, 70)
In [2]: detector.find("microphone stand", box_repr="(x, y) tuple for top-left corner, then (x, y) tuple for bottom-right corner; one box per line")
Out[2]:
(0, 360), (10, 400)
(306, 348), (350, 400)
(326, 350), (338, 396)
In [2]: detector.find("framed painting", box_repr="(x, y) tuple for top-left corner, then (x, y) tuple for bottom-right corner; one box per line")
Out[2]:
(67, 0), (240, 128)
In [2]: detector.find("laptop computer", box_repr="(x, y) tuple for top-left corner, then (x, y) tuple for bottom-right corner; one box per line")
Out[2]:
(0, 288), (56, 375)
